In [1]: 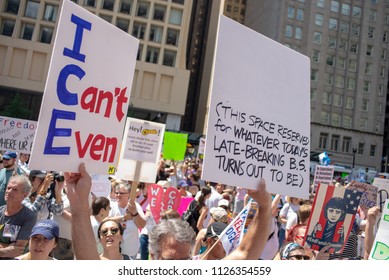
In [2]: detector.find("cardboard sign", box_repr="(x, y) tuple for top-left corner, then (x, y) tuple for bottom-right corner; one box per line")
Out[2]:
(347, 181), (378, 209)
(313, 165), (334, 192)
(202, 16), (310, 198)
(0, 116), (37, 153)
(303, 183), (362, 253)
(162, 187), (181, 213)
(369, 199), (389, 260)
(177, 197), (194, 216)
(90, 174), (111, 198)
(163, 131), (188, 160)
(372, 178), (389, 212)
(147, 184), (182, 223)
(29, 0), (138, 174)
(116, 118), (165, 183)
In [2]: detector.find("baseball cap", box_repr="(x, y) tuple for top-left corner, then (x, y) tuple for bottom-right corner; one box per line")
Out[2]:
(210, 207), (228, 223)
(29, 170), (47, 181)
(218, 199), (229, 208)
(204, 222), (227, 239)
(2, 151), (17, 160)
(178, 179), (189, 188)
(29, 219), (59, 240)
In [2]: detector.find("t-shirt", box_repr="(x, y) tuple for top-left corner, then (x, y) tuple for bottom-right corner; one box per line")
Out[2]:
(0, 205), (37, 244)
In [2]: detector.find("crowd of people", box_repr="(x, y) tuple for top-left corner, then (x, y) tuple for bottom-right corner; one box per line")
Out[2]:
(0, 150), (382, 260)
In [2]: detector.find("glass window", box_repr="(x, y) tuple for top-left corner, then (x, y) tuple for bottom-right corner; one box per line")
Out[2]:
(384, 32), (388, 42)
(5, 0), (20, 14)
(341, 3), (350, 15)
(337, 57), (346, 69)
(43, 4), (58, 22)
(324, 73), (333, 85)
(343, 116), (352, 128)
(331, 135), (340, 150)
(382, 49), (387, 59)
(315, 14), (323, 26)
(329, 18), (338, 30)
(348, 59), (357, 72)
(116, 18), (129, 32)
(332, 114), (340, 127)
(381, 67), (386, 78)
(39, 26), (53, 44)
(326, 55), (335, 66)
(100, 14), (112, 22)
(328, 36), (336, 48)
(377, 103), (382, 115)
(137, 1), (149, 18)
(319, 133), (328, 149)
(172, 0), (184, 4)
(163, 50), (176, 67)
(362, 100), (369, 111)
(84, 0), (96, 7)
(137, 44), (143, 60)
(370, 145), (376, 157)
(285, 25), (293, 38)
(313, 32), (321, 44)
(331, 1), (339, 12)
(296, 9), (304, 21)
(132, 22), (146, 39)
(346, 97), (354, 109)
(366, 45), (373, 56)
(365, 63), (372, 74)
(317, 0), (325, 8)
(102, 0), (114, 10)
(351, 23), (359, 36)
(368, 27), (375, 39)
(363, 81), (370, 93)
(169, 8), (182, 25)
(311, 88), (317, 101)
(323, 92), (332, 104)
(335, 75), (344, 88)
(153, 5), (166, 21)
(287, 7), (294, 19)
(311, 69), (318, 81)
(149, 25), (163, 43)
(379, 84), (384, 96)
(358, 143), (364, 155)
(352, 6), (361, 18)
(347, 77), (355, 90)
(340, 21), (349, 33)
(333, 94), (343, 107)
(146, 47), (160, 64)
(338, 39), (347, 51)
(119, 0), (132, 14)
(321, 112), (330, 124)
(166, 28), (179, 46)
(349, 42), (358, 53)
(342, 137), (351, 153)
(25, 0), (40, 19)
(369, 9), (377, 21)
(19, 22), (34, 40)
(360, 119), (367, 131)
(1, 19), (15, 36)
(312, 50), (320, 62)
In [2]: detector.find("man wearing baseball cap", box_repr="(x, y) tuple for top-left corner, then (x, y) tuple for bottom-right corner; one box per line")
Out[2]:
(0, 151), (22, 207)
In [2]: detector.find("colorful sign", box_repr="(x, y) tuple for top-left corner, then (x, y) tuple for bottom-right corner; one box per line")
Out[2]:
(202, 16), (310, 198)
(148, 183), (182, 223)
(0, 116), (37, 153)
(28, 0), (138, 174)
(163, 131), (188, 160)
(347, 181), (378, 209)
(369, 199), (389, 260)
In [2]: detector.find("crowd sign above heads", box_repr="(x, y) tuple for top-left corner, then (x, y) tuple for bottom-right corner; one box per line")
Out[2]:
(0, 116), (37, 153)
(313, 165), (334, 192)
(202, 16), (310, 198)
(163, 131), (188, 161)
(372, 177), (389, 212)
(116, 118), (165, 183)
(369, 199), (389, 260)
(28, 0), (138, 174)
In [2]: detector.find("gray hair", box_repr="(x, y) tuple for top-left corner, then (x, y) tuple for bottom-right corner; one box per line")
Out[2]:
(9, 175), (32, 195)
(115, 182), (131, 192)
(149, 219), (196, 257)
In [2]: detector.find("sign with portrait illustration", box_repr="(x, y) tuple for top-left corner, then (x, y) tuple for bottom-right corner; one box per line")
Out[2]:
(303, 183), (362, 253)
(202, 16), (310, 198)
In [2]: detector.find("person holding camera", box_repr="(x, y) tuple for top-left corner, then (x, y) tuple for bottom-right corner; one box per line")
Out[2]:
(22, 170), (64, 221)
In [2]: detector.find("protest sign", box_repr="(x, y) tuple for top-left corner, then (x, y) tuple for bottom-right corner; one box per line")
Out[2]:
(198, 137), (206, 155)
(29, 0), (138, 174)
(369, 199), (389, 260)
(202, 16), (310, 198)
(116, 118), (165, 183)
(313, 165), (334, 192)
(148, 183), (182, 223)
(163, 132), (188, 161)
(303, 183), (362, 253)
(347, 181), (377, 209)
(177, 197), (194, 216)
(372, 177), (389, 212)
(90, 174), (111, 198)
(0, 116), (37, 153)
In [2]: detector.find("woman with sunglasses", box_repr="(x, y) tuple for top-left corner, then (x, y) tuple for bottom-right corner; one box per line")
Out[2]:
(97, 219), (131, 260)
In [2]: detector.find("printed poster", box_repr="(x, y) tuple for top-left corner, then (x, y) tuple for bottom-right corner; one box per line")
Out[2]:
(29, 0), (138, 174)
(313, 165), (334, 192)
(202, 16), (310, 198)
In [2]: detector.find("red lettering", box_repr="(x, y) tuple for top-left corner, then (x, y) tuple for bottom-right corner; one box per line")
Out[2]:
(75, 131), (117, 162)
(75, 131), (93, 158)
(81, 86), (98, 112)
(115, 87), (128, 122)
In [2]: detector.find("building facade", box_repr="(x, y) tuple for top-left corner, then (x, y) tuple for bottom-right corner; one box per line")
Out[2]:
(245, 0), (389, 172)
(0, 0), (192, 130)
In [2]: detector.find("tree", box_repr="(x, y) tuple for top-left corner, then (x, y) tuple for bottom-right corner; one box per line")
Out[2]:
(2, 93), (32, 119)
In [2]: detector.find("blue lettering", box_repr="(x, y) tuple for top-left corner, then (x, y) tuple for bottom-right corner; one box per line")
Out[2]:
(57, 64), (85, 105)
(63, 14), (92, 62)
(44, 109), (76, 155)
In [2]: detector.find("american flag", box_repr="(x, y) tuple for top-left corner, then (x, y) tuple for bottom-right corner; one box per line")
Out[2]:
(343, 188), (362, 214)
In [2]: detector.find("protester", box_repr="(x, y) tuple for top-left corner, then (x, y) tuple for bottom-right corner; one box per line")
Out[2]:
(194, 222), (227, 260)
(0, 151), (22, 207)
(363, 206), (380, 259)
(278, 196), (301, 247)
(98, 219), (131, 260)
(0, 175), (37, 258)
(90, 196), (111, 254)
(16, 219), (59, 260)
(183, 185), (211, 234)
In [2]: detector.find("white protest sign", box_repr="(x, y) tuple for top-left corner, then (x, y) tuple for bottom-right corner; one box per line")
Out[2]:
(116, 118), (165, 183)
(369, 199), (389, 260)
(91, 174), (111, 198)
(198, 137), (205, 155)
(28, 0), (138, 174)
(0, 116), (37, 153)
(372, 177), (389, 212)
(313, 165), (334, 191)
(202, 16), (310, 198)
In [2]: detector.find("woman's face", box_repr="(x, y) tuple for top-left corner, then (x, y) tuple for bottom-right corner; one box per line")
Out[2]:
(29, 234), (56, 259)
(327, 207), (343, 222)
(99, 221), (122, 249)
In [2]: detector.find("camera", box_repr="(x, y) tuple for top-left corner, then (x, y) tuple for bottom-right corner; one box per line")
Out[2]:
(54, 173), (65, 182)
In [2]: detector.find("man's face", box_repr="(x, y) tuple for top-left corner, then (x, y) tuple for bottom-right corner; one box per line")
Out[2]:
(327, 207), (342, 222)
(5, 180), (27, 204)
(2, 158), (15, 169)
(157, 236), (192, 260)
(216, 184), (225, 194)
(115, 186), (130, 207)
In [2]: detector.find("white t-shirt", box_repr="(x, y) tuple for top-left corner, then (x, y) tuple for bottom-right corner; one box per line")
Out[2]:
(109, 201), (145, 257)
(279, 203), (300, 230)
(260, 218), (279, 260)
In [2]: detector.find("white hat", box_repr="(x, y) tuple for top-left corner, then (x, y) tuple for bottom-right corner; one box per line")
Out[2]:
(210, 207), (228, 223)
(218, 199), (229, 208)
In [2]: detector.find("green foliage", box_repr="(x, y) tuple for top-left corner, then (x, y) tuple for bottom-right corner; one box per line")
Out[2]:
(2, 93), (32, 119)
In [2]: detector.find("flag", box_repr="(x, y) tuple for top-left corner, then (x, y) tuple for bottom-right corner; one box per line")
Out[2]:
(218, 201), (251, 255)
(343, 188), (362, 214)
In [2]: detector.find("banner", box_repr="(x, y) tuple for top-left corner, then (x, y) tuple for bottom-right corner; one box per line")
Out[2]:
(163, 132), (188, 160)
(369, 199), (389, 260)
(29, 0), (138, 174)
(202, 16), (310, 198)
(0, 116), (37, 153)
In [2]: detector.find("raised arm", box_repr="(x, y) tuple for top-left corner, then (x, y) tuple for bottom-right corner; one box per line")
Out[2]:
(364, 206), (380, 260)
(65, 163), (99, 260)
(224, 179), (272, 260)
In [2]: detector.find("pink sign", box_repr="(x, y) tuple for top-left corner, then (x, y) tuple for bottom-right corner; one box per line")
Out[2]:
(147, 184), (182, 223)
(163, 187), (181, 212)
(177, 197), (194, 216)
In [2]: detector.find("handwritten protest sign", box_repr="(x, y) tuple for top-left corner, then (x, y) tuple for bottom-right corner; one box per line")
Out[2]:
(313, 165), (334, 192)
(303, 183), (362, 253)
(347, 181), (377, 209)
(28, 0), (138, 174)
(91, 174), (111, 198)
(148, 184), (182, 223)
(369, 199), (389, 260)
(163, 131), (188, 160)
(372, 178), (389, 212)
(116, 118), (165, 183)
(0, 116), (37, 153)
(201, 16), (310, 198)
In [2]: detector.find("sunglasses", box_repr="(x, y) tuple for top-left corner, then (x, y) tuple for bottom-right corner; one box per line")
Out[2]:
(115, 192), (129, 195)
(99, 227), (120, 237)
(287, 254), (310, 260)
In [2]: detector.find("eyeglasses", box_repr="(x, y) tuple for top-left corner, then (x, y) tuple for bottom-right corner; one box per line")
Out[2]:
(99, 227), (120, 237)
(115, 192), (129, 195)
(287, 254), (310, 260)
